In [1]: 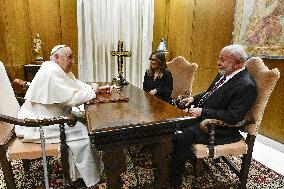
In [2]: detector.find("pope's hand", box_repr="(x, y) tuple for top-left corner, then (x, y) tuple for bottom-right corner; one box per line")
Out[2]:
(91, 83), (99, 92)
(98, 85), (113, 93)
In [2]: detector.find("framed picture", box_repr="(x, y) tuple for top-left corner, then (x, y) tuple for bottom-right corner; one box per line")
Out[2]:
(232, 0), (284, 59)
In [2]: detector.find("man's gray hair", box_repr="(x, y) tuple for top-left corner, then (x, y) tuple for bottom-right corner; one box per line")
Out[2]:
(221, 44), (248, 63)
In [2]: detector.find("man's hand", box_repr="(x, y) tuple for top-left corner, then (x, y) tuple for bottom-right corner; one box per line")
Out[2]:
(149, 89), (157, 95)
(187, 107), (202, 117)
(180, 97), (194, 107)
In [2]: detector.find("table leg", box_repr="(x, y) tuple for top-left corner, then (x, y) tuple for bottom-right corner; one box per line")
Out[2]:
(103, 149), (126, 189)
(151, 136), (173, 189)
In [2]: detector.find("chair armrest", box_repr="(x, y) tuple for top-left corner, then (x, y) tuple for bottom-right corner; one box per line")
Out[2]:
(200, 118), (255, 149)
(0, 114), (77, 127)
(0, 114), (76, 146)
(200, 118), (255, 133)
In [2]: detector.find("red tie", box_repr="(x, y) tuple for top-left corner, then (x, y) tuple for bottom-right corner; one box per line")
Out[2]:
(197, 76), (226, 107)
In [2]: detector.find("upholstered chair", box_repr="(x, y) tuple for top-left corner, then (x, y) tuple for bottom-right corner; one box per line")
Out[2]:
(190, 57), (280, 188)
(0, 61), (76, 189)
(167, 56), (198, 99)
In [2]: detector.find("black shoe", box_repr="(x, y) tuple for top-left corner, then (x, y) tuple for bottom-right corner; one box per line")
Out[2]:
(169, 175), (182, 188)
(172, 186), (181, 189)
(72, 178), (86, 187)
(169, 183), (181, 189)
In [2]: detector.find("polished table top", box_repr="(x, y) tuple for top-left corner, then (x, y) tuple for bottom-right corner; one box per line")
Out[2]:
(86, 84), (193, 134)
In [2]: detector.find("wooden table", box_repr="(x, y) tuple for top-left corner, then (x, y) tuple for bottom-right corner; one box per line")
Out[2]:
(86, 84), (195, 189)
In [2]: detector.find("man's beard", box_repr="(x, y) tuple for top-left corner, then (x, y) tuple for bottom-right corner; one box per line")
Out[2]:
(218, 68), (226, 75)
(218, 66), (233, 75)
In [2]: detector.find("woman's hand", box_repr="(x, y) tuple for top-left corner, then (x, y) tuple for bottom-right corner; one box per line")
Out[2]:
(149, 89), (158, 95)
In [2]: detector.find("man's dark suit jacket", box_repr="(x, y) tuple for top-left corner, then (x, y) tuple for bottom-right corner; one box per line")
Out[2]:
(192, 68), (257, 145)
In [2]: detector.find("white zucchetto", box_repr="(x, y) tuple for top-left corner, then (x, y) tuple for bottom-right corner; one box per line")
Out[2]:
(50, 45), (66, 55)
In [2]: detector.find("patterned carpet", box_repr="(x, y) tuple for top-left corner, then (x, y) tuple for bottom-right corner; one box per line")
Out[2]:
(1, 147), (284, 189)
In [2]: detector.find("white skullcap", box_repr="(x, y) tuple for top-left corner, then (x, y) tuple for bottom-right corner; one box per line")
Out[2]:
(50, 45), (66, 55)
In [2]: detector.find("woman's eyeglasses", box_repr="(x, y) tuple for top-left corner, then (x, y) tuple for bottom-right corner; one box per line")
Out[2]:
(149, 58), (161, 62)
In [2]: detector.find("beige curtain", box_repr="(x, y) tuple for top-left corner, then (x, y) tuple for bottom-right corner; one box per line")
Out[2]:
(77, 0), (154, 88)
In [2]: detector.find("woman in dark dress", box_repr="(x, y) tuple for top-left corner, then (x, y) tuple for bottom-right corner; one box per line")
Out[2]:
(143, 50), (173, 103)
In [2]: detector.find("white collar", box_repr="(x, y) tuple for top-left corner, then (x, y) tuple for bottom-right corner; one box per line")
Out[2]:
(224, 66), (245, 81)
(216, 66), (245, 89)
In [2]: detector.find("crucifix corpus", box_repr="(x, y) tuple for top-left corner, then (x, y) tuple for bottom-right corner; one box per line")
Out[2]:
(110, 40), (132, 85)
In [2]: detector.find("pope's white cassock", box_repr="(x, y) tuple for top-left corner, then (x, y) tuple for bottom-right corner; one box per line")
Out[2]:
(15, 61), (103, 187)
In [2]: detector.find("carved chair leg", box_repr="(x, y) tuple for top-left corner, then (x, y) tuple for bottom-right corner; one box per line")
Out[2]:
(239, 154), (252, 189)
(61, 148), (70, 186)
(59, 124), (71, 188)
(239, 153), (252, 189)
(239, 135), (255, 189)
(0, 147), (16, 189)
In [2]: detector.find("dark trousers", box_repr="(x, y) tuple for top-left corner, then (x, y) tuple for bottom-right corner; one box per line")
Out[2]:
(169, 122), (208, 186)
(169, 121), (243, 186)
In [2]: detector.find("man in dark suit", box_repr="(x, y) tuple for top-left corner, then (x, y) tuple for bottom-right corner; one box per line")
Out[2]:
(169, 44), (257, 188)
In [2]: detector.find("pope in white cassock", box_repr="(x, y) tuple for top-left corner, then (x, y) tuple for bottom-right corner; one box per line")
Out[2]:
(15, 45), (103, 187)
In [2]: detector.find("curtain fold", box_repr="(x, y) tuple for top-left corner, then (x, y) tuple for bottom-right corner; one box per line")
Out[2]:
(77, 0), (154, 88)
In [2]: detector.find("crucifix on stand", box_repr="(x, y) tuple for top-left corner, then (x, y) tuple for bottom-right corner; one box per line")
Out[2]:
(110, 40), (132, 85)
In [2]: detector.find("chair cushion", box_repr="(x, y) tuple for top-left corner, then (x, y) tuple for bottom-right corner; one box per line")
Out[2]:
(191, 139), (247, 158)
(8, 138), (60, 160)
(0, 122), (14, 145)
